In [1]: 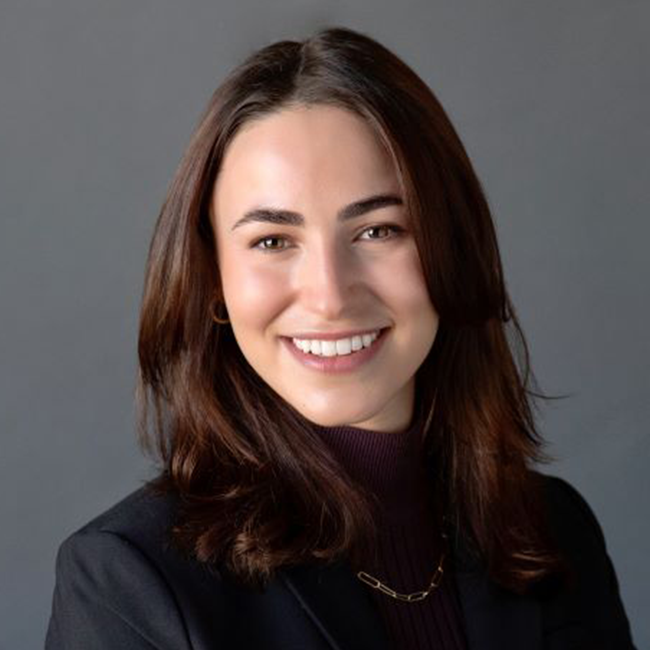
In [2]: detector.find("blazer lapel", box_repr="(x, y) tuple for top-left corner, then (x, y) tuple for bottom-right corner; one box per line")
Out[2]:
(280, 559), (393, 650)
(452, 535), (543, 650)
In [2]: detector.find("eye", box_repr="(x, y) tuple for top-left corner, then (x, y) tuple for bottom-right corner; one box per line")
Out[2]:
(358, 224), (405, 241)
(250, 235), (291, 252)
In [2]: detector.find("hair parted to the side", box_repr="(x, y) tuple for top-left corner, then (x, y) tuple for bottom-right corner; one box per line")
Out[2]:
(137, 25), (569, 595)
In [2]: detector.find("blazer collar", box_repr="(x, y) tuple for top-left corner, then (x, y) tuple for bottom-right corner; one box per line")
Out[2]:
(280, 558), (393, 650)
(280, 538), (542, 650)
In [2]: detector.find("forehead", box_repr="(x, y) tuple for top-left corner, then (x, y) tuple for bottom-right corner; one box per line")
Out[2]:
(212, 105), (400, 223)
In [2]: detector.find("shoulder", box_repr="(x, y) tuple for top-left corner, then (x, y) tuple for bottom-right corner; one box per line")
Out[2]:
(532, 470), (616, 586)
(52, 481), (206, 597)
(54, 482), (185, 586)
(64, 482), (180, 553)
(47, 484), (194, 650)
(535, 472), (608, 550)
(531, 471), (636, 647)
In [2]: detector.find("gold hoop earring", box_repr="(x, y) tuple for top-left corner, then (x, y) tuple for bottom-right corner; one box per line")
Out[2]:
(210, 298), (230, 325)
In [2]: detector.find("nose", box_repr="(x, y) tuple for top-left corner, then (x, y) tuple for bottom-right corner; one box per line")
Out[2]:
(297, 239), (355, 320)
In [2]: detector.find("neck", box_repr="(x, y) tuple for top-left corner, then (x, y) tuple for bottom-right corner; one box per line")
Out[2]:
(310, 411), (434, 523)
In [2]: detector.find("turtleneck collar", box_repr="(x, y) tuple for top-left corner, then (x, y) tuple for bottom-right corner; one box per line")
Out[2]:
(310, 412), (435, 523)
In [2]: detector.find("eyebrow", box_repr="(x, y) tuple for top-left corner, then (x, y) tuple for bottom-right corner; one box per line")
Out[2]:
(230, 193), (404, 231)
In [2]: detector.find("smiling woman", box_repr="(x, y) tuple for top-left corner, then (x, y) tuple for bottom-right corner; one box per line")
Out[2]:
(211, 104), (438, 430)
(45, 26), (636, 650)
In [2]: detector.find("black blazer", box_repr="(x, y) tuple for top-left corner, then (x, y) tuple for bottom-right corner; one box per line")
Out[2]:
(45, 473), (636, 649)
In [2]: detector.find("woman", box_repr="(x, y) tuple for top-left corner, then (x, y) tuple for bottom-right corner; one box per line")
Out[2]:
(46, 26), (636, 649)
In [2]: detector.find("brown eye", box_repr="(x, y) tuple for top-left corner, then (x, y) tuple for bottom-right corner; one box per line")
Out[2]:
(252, 235), (290, 252)
(367, 226), (390, 239)
(359, 225), (404, 241)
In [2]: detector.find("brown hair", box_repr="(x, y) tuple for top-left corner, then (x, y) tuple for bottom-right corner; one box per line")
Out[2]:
(137, 26), (567, 594)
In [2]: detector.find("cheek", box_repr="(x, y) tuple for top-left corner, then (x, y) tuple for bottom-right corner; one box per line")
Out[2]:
(376, 245), (432, 311)
(220, 252), (286, 330)
(380, 249), (438, 351)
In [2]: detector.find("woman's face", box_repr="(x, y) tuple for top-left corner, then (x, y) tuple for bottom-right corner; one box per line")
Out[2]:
(211, 104), (439, 433)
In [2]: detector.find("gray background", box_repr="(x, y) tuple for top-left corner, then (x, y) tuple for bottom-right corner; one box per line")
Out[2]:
(1, 1), (647, 648)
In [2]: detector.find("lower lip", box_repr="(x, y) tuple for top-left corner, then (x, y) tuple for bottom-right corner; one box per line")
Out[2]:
(281, 328), (390, 374)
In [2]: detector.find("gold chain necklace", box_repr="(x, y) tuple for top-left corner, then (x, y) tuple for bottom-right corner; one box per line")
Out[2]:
(356, 530), (448, 603)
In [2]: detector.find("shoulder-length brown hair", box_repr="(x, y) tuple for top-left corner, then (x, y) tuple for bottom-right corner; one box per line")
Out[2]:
(137, 26), (566, 594)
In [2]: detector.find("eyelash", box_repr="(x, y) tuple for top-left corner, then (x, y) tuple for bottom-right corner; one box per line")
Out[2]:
(250, 224), (405, 253)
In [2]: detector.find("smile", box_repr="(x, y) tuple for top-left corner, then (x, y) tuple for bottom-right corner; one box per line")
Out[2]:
(281, 328), (390, 374)
(291, 329), (381, 357)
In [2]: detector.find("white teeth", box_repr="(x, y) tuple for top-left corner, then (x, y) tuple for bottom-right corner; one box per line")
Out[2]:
(292, 330), (381, 357)
(335, 339), (352, 355)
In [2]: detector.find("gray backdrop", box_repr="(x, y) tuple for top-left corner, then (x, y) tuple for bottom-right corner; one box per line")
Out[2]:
(1, 1), (647, 648)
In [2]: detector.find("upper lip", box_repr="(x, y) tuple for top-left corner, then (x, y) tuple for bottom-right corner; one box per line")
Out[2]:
(283, 327), (388, 341)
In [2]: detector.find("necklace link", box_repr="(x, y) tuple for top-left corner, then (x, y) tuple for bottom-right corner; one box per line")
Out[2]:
(357, 546), (446, 602)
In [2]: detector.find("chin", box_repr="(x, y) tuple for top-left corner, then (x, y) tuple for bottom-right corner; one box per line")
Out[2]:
(298, 403), (379, 429)
(299, 409), (350, 428)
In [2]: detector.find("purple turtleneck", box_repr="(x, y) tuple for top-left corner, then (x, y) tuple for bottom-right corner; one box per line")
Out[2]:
(311, 415), (468, 650)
